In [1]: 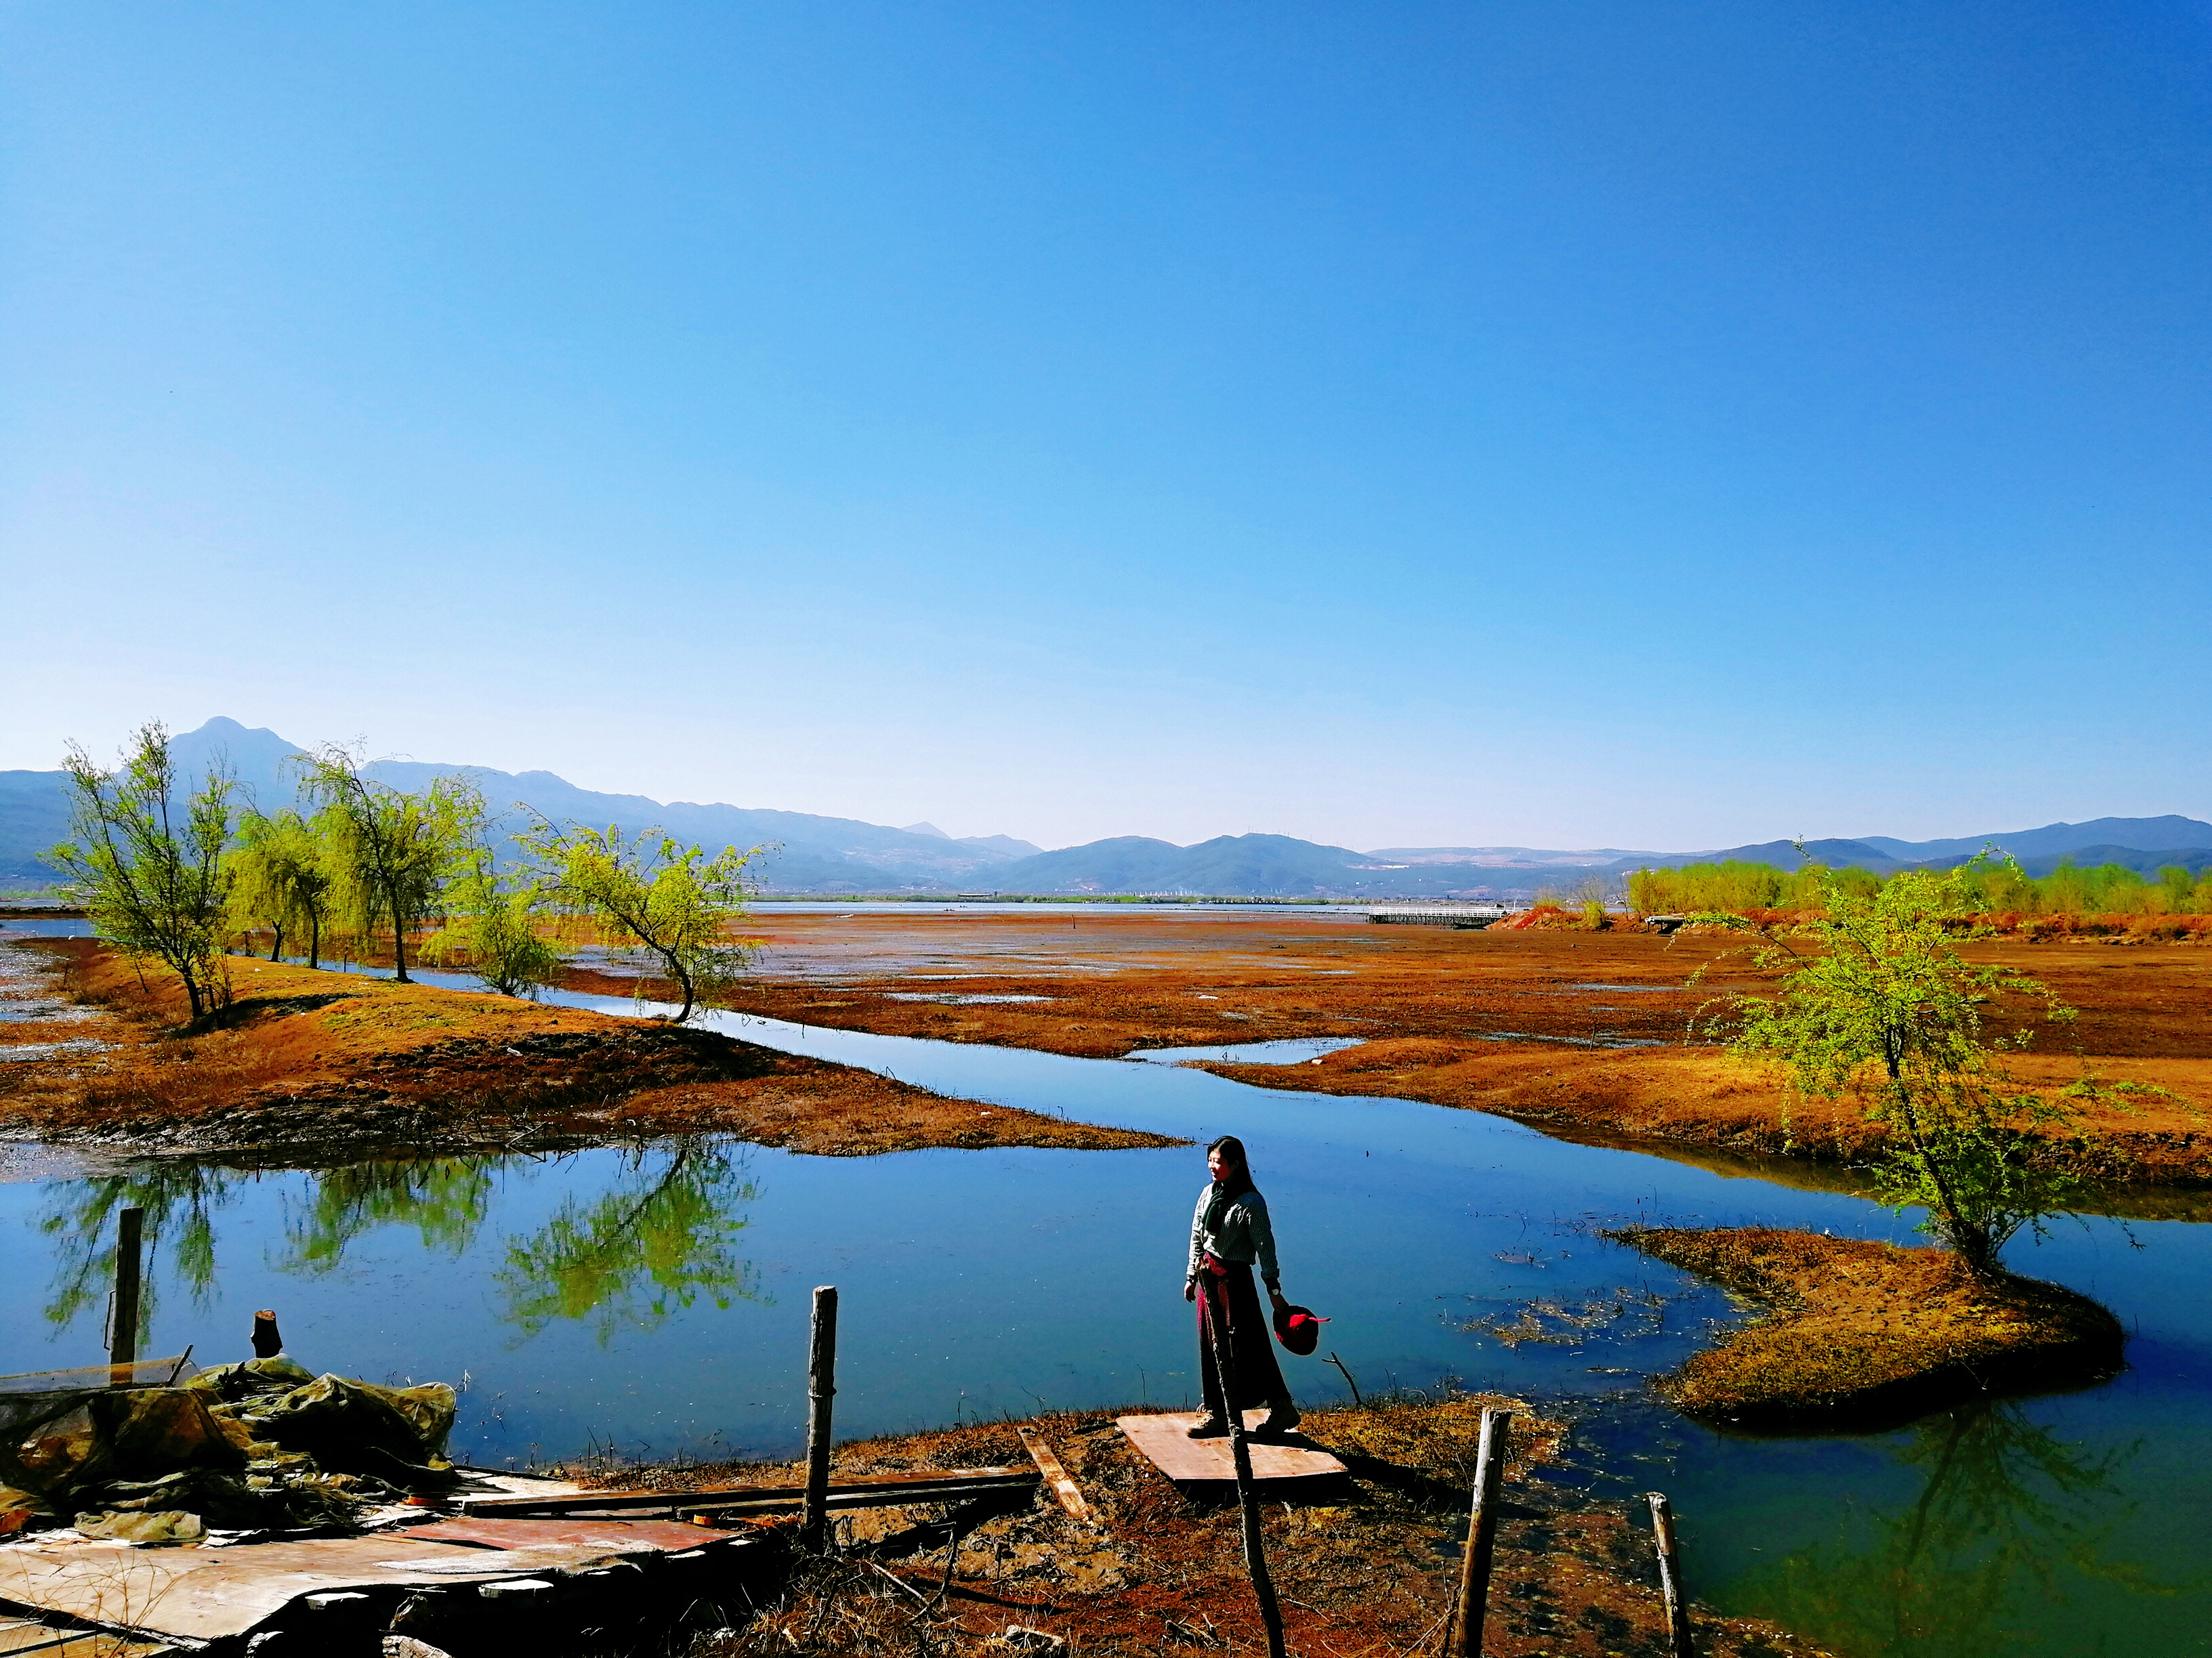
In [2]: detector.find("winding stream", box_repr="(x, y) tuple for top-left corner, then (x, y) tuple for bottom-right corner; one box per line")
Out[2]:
(2, 929), (2207, 1655)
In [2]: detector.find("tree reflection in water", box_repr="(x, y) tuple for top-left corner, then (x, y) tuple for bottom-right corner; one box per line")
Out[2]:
(39, 1164), (244, 1340)
(279, 1159), (501, 1272)
(38, 1139), (764, 1353)
(1740, 1401), (2187, 1657)
(493, 1140), (765, 1344)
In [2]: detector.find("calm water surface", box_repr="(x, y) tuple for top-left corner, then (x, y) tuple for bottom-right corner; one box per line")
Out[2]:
(1, 939), (2205, 1656)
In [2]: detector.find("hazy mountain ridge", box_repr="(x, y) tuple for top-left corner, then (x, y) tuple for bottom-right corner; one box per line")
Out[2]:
(1, 719), (2205, 897)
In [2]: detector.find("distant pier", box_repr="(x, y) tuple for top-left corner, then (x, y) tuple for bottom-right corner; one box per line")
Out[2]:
(1364, 904), (1510, 929)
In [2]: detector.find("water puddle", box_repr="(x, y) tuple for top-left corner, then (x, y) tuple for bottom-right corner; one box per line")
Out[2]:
(1474, 1030), (1667, 1049)
(884, 992), (1056, 1005)
(1125, 1036), (1366, 1066)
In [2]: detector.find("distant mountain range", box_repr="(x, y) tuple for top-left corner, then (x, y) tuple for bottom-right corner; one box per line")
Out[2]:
(3, 718), (2206, 899)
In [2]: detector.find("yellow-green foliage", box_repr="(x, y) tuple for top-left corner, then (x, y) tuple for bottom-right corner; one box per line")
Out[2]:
(1631, 857), (2212, 920)
(1629, 861), (1877, 914)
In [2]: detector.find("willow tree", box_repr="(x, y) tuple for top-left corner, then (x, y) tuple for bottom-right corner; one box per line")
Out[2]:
(522, 820), (755, 1022)
(228, 808), (335, 966)
(1728, 855), (2080, 1274)
(426, 849), (563, 999)
(297, 746), (483, 983)
(47, 723), (235, 1021)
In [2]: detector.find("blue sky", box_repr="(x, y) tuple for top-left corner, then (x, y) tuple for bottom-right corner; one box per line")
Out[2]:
(5, 3), (2208, 852)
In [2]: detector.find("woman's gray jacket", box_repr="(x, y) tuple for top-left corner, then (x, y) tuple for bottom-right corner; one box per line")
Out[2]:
(1188, 1183), (1280, 1290)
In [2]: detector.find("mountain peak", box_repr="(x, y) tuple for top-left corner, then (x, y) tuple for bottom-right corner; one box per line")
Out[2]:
(901, 822), (952, 839)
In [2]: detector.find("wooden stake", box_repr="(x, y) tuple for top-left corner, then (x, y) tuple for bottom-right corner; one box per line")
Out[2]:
(1646, 1491), (1694, 1658)
(1446, 1407), (1511, 1657)
(108, 1208), (144, 1386)
(801, 1285), (837, 1552)
(1199, 1277), (1287, 1658)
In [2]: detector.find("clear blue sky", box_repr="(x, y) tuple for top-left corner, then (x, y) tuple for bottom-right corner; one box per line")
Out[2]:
(5, 3), (2208, 852)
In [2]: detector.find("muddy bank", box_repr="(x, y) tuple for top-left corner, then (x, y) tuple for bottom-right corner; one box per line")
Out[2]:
(1612, 1228), (2126, 1432)
(701, 913), (2212, 1185)
(1207, 1037), (2212, 1187)
(0, 941), (1182, 1160)
(598, 1397), (1833, 1658)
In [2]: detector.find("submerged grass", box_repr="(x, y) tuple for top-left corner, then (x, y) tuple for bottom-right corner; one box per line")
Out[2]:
(1610, 1227), (2125, 1430)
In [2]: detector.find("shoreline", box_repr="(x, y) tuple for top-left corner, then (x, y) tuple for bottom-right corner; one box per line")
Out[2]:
(595, 1395), (1837, 1658)
(0, 941), (1184, 1162)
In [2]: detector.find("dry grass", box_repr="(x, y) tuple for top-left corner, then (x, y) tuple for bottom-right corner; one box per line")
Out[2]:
(583, 1399), (1835, 1658)
(0, 941), (1181, 1160)
(693, 912), (2212, 1184)
(1611, 1227), (2125, 1430)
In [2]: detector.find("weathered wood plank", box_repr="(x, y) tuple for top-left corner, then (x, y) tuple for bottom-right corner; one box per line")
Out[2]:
(455, 1466), (1033, 1518)
(1016, 1426), (1091, 1521)
(1114, 1413), (1346, 1483)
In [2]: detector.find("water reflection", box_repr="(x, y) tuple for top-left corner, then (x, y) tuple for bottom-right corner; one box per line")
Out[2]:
(281, 1160), (498, 1271)
(37, 1141), (765, 1352)
(40, 1165), (245, 1340)
(1740, 1402), (2192, 1657)
(493, 1141), (766, 1344)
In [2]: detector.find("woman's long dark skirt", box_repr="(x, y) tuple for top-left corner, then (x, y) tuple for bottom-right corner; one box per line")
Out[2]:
(1196, 1260), (1291, 1417)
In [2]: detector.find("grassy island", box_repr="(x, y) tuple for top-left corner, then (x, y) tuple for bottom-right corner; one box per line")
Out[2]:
(1613, 1227), (2125, 1430)
(0, 941), (1183, 1160)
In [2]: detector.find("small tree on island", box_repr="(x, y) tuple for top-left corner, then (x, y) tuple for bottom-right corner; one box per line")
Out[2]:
(297, 746), (484, 983)
(1724, 855), (2086, 1275)
(47, 723), (236, 1021)
(522, 820), (756, 1023)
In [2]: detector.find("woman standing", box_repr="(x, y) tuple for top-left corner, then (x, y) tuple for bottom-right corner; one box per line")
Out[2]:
(1184, 1134), (1300, 1439)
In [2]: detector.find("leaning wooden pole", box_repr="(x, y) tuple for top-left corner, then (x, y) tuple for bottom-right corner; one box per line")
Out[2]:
(1200, 1277), (1288, 1658)
(1646, 1491), (1694, 1658)
(1446, 1407), (1512, 1657)
(108, 1207), (144, 1386)
(801, 1285), (838, 1552)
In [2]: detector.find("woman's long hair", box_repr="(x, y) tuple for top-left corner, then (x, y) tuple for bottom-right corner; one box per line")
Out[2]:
(1205, 1134), (1254, 1233)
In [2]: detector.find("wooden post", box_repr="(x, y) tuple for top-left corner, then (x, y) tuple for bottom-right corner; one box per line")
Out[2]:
(1646, 1491), (1694, 1658)
(251, 1309), (283, 1359)
(1446, 1407), (1511, 1657)
(108, 1207), (144, 1385)
(801, 1286), (837, 1552)
(1199, 1277), (1287, 1658)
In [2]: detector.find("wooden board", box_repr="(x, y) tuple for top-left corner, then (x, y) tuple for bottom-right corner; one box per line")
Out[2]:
(456, 1466), (1033, 1518)
(1115, 1413), (1347, 1483)
(1016, 1426), (1091, 1521)
(0, 1527), (755, 1643)
(398, 1516), (719, 1553)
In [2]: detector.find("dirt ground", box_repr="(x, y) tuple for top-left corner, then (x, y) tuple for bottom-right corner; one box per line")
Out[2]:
(0, 938), (1180, 1160)
(589, 1397), (1833, 1658)
(699, 910), (2212, 1184)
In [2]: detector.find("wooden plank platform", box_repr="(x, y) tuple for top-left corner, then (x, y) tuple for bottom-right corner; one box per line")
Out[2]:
(455, 1466), (1036, 1519)
(0, 1525), (756, 1644)
(1115, 1413), (1347, 1483)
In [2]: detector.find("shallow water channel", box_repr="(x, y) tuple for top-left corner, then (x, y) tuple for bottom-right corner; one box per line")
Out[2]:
(3, 940), (2208, 1655)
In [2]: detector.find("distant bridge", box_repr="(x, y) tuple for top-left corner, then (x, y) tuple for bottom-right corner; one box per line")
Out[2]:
(1364, 904), (1511, 929)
